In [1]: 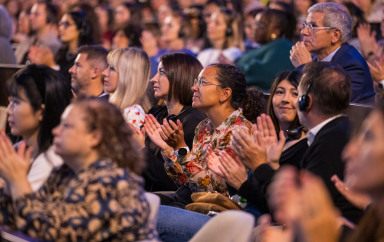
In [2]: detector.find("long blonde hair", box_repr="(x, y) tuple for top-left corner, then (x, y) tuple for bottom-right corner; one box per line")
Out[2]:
(108, 47), (151, 112)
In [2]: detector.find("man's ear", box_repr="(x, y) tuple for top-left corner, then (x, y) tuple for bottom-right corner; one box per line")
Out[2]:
(331, 30), (342, 45)
(90, 66), (101, 79)
(219, 87), (232, 103)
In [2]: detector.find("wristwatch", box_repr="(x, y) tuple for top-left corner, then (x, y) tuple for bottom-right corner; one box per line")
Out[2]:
(177, 147), (189, 157)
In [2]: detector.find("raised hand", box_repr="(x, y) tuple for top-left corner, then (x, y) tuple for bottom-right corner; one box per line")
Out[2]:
(269, 168), (340, 242)
(254, 214), (293, 242)
(255, 114), (286, 169)
(128, 123), (146, 150)
(290, 41), (312, 67)
(295, 172), (340, 242)
(0, 131), (33, 198)
(331, 175), (371, 210)
(268, 166), (301, 224)
(232, 127), (267, 171)
(357, 23), (379, 60)
(216, 150), (248, 190)
(160, 119), (187, 149)
(368, 56), (384, 83)
(206, 148), (224, 177)
(144, 114), (172, 151)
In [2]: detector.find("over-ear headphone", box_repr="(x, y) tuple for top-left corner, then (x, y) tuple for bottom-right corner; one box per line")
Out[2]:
(298, 82), (312, 112)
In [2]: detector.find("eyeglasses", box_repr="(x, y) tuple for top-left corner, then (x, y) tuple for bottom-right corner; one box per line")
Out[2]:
(59, 21), (74, 28)
(301, 22), (335, 32)
(193, 78), (222, 87)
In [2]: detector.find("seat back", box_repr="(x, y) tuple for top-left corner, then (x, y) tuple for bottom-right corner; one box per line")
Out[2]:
(145, 192), (160, 227)
(189, 210), (255, 242)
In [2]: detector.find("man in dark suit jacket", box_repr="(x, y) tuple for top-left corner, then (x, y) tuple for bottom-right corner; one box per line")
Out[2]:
(290, 2), (375, 104)
(297, 62), (362, 223)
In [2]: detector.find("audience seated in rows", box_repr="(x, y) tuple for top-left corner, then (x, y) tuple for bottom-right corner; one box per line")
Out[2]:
(145, 64), (265, 207)
(264, 99), (384, 242)
(212, 70), (307, 215)
(0, 97), (158, 241)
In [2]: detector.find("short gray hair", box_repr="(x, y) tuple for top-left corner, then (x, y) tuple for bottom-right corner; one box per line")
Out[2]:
(308, 2), (352, 42)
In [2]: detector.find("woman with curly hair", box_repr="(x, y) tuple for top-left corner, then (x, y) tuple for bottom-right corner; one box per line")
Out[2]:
(0, 98), (158, 241)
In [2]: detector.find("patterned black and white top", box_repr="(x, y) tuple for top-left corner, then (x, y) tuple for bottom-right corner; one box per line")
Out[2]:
(0, 159), (158, 241)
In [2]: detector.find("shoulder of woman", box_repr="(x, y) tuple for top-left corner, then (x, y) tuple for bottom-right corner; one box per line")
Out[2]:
(34, 146), (63, 168)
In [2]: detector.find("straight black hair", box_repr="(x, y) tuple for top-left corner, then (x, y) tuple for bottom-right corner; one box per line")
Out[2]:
(8, 65), (72, 154)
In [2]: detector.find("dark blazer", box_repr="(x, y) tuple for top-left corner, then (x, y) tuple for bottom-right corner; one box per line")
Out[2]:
(330, 43), (375, 104)
(237, 138), (308, 214)
(300, 116), (362, 223)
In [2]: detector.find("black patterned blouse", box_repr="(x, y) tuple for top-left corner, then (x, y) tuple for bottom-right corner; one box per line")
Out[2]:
(0, 160), (159, 241)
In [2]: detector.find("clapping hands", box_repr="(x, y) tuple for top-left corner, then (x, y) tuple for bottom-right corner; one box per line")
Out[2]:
(232, 114), (285, 171)
(269, 167), (340, 242)
(144, 114), (187, 152)
(207, 149), (248, 190)
(357, 23), (380, 61)
(0, 131), (33, 198)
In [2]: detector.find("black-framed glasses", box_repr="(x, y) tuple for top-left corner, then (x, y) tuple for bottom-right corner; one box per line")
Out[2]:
(301, 22), (335, 32)
(193, 78), (222, 87)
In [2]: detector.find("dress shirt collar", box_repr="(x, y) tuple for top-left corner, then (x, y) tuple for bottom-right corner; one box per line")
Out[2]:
(320, 47), (341, 62)
(307, 114), (344, 146)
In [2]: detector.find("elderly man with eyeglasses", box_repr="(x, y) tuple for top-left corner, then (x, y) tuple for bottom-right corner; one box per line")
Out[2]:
(290, 2), (375, 104)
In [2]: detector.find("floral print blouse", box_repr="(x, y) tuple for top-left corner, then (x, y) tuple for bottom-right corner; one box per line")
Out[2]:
(123, 104), (145, 130)
(0, 160), (158, 241)
(162, 109), (252, 194)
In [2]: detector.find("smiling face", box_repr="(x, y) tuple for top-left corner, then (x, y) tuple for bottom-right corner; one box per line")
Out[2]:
(272, 80), (299, 127)
(343, 110), (384, 198)
(7, 88), (43, 138)
(150, 61), (170, 99)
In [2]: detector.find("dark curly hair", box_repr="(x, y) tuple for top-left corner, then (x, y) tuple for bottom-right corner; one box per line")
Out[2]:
(72, 97), (145, 174)
(208, 63), (265, 122)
